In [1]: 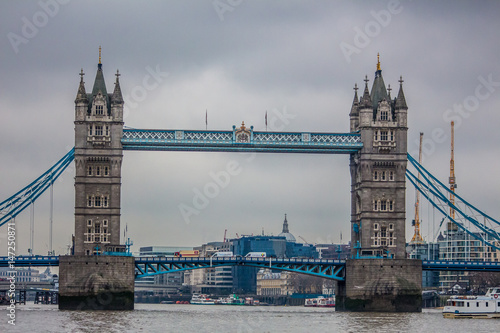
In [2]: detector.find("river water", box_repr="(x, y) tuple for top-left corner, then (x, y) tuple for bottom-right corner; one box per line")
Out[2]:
(1, 304), (500, 332)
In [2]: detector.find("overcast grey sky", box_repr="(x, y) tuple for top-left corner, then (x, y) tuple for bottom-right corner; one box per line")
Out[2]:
(1, 0), (499, 255)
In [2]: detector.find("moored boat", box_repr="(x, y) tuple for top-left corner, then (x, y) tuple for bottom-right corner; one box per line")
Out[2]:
(443, 287), (500, 319)
(190, 294), (215, 305)
(305, 296), (335, 307)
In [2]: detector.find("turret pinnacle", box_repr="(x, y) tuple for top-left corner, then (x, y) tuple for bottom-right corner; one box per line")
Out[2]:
(360, 76), (372, 108)
(350, 83), (359, 116)
(395, 76), (408, 109)
(75, 69), (88, 103)
(111, 69), (124, 104)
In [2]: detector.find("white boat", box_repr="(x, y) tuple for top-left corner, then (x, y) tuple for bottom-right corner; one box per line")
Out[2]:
(190, 294), (215, 305)
(317, 296), (335, 308)
(304, 298), (318, 307)
(443, 287), (500, 319)
(305, 296), (335, 307)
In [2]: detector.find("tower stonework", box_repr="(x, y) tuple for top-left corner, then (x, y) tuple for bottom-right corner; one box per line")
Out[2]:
(337, 58), (421, 312)
(74, 58), (124, 256)
(349, 60), (408, 260)
(60, 54), (133, 311)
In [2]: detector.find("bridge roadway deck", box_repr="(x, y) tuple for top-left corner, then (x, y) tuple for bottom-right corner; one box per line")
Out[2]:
(1, 256), (500, 279)
(121, 128), (363, 154)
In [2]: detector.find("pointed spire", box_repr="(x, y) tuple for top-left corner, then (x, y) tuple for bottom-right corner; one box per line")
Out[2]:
(282, 214), (289, 234)
(111, 69), (123, 104)
(350, 83), (359, 116)
(387, 84), (392, 100)
(395, 76), (408, 109)
(75, 68), (88, 103)
(370, 53), (388, 112)
(360, 75), (372, 108)
(91, 48), (107, 97)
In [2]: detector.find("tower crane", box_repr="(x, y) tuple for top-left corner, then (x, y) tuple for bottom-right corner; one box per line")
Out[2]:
(411, 132), (424, 244)
(447, 121), (458, 233)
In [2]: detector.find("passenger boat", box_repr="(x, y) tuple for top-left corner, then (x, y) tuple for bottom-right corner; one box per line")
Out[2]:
(443, 287), (500, 318)
(304, 296), (335, 307)
(317, 296), (335, 308)
(190, 294), (215, 305)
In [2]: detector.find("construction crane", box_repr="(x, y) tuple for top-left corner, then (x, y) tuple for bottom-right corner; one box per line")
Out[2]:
(298, 236), (309, 245)
(411, 132), (424, 244)
(223, 229), (227, 242)
(447, 121), (458, 233)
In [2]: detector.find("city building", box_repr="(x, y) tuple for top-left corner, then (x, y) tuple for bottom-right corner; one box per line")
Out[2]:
(256, 269), (293, 296)
(185, 241), (233, 295)
(0, 267), (40, 283)
(438, 231), (500, 291)
(407, 242), (440, 288)
(136, 246), (193, 293)
(231, 215), (318, 293)
(315, 243), (351, 260)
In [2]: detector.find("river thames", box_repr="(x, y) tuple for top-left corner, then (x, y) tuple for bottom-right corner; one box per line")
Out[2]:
(1, 304), (500, 332)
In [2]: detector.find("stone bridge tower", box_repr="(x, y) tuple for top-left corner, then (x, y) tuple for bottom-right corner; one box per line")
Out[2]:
(73, 49), (124, 255)
(349, 55), (408, 259)
(60, 51), (134, 311)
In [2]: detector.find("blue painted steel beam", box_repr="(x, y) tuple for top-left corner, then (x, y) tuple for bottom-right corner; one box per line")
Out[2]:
(2, 256), (500, 275)
(134, 257), (347, 281)
(0, 256), (59, 267)
(121, 128), (362, 154)
(422, 260), (500, 272)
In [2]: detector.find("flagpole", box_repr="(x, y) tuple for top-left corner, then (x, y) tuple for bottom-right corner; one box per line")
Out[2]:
(205, 110), (207, 130)
(265, 111), (268, 132)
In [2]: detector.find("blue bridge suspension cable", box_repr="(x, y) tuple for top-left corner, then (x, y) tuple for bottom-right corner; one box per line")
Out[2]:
(406, 153), (500, 252)
(0, 148), (75, 227)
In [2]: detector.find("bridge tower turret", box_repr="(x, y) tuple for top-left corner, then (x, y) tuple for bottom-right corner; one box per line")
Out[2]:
(349, 55), (408, 259)
(73, 49), (124, 256)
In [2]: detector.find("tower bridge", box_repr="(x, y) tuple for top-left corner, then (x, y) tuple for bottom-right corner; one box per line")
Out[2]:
(1, 53), (500, 312)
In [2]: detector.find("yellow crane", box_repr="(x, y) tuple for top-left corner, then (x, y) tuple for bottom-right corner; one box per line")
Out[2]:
(411, 132), (424, 244)
(448, 121), (458, 233)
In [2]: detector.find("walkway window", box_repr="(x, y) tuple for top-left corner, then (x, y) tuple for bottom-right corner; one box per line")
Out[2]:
(381, 111), (388, 121)
(96, 105), (104, 115)
(95, 125), (103, 136)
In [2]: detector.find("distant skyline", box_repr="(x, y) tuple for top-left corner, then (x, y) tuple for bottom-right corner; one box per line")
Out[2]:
(1, 1), (499, 255)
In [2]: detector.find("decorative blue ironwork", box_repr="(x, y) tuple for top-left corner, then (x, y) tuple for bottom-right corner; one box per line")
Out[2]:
(2, 256), (500, 276)
(121, 127), (363, 154)
(134, 257), (346, 280)
(0, 148), (75, 227)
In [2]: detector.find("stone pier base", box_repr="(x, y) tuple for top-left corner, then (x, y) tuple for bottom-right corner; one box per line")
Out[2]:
(58, 255), (135, 310)
(336, 259), (422, 312)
